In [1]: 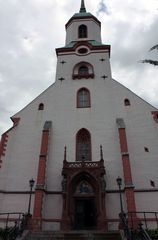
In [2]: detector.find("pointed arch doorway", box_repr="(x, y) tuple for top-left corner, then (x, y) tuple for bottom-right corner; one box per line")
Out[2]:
(73, 179), (96, 230)
(61, 160), (107, 231)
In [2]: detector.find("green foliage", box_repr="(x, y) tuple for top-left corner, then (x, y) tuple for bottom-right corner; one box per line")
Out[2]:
(141, 59), (158, 66)
(141, 44), (158, 66)
(0, 228), (9, 240)
(147, 228), (158, 239)
(131, 228), (158, 240)
(150, 45), (158, 51)
(0, 227), (18, 240)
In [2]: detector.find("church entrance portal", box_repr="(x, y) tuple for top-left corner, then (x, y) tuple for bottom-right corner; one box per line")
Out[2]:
(61, 159), (107, 231)
(74, 198), (96, 230)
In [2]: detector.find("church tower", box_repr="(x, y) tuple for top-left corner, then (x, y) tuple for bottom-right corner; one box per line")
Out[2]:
(0, 0), (158, 232)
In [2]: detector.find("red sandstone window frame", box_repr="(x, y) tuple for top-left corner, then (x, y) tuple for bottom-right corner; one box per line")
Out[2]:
(77, 88), (91, 108)
(76, 128), (92, 162)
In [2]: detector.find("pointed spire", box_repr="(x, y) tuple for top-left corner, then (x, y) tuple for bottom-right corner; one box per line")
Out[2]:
(100, 145), (104, 161)
(64, 146), (67, 162)
(80, 0), (86, 13)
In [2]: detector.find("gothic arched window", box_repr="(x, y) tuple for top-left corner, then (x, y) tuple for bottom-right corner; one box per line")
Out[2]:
(76, 128), (91, 161)
(78, 25), (87, 38)
(77, 88), (90, 108)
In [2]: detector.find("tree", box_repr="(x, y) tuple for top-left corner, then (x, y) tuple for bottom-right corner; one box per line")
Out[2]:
(141, 44), (158, 66)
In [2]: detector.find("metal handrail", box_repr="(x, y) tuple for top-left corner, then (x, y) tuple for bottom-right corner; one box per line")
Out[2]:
(119, 211), (158, 240)
(0, 212), (29, 239)
(128, 211), (158, 230)
(139, 223), (152, 240)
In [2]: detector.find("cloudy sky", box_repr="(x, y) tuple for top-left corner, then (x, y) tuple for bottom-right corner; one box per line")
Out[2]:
(0, 0), (158, 136)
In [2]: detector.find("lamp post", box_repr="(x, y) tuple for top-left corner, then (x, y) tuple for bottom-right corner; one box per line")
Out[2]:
(116, 176), (124, 213)
(28, 178), (35, 215)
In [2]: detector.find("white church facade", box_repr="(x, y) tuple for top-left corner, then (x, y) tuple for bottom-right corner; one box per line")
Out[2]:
(0, 0), (158, 232)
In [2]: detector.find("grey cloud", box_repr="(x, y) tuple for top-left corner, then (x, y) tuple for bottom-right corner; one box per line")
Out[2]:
(97, 0), (109, 15)
(0, 0), (158, 136)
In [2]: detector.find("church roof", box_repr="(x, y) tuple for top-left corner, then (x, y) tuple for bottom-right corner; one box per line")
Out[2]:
(73, 12), (93, 18)
(64, 40), (106, 48)
(65, 0), (101, 28)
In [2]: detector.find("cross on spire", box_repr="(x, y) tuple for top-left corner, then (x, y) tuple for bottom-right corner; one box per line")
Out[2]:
(80, 0), (86, 13)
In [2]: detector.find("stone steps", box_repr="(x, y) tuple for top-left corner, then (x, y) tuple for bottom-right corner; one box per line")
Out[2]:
(25, 231), (121, 240)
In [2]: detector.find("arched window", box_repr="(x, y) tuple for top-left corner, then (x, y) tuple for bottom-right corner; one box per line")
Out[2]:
(38, 103), (44, 110)
(72, 62), (94, 79)
(78, 65), (89, 75)
(78, 25), (87, 38)
(76, 128), (91, 161)
(77, 88), (90, 108)
(124, 99), (130, 106)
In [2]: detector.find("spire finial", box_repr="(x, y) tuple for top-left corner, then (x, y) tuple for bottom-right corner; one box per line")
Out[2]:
(80, 0), (86, 13)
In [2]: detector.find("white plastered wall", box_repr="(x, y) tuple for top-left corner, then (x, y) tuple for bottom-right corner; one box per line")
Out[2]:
(0, 46), (158, 230)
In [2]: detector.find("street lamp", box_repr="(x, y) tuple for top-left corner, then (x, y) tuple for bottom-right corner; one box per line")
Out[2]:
(28, 178), (35, 215)
(116, 176), (124, 213)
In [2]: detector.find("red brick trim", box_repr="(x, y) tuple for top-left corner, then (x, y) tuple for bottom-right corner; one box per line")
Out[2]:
(116, 119), (137, 214)
(32, 121), (51, 230)
(11, 117), (20, 127)
(0, 117), (20, 168)
(0, 133), (9, 168)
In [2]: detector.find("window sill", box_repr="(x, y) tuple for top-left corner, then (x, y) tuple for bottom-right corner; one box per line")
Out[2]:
(73, 74), (94, 79)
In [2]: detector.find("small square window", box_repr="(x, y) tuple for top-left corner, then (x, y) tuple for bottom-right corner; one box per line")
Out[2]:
(150, 180), (155, 187)
(144, 147), (149, 152)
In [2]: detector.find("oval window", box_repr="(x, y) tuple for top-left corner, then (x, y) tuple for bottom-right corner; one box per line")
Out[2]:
(78, 48), (88, 54)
